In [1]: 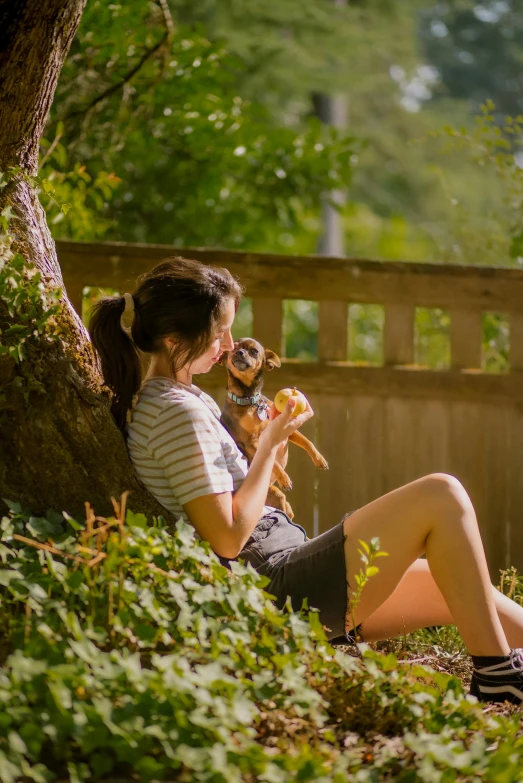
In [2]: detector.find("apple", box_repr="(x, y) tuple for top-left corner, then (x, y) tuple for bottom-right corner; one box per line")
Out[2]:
(274, 387), (308, 417)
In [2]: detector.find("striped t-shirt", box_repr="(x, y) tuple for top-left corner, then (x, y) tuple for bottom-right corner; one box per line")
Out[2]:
(127, 376), (270, 523)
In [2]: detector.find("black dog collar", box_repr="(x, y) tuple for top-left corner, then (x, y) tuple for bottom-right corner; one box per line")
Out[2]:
(227, 391), (261, 406)
(227, 391), (269, 420)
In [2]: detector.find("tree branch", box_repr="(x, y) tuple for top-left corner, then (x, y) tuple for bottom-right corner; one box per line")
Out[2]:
(158, 0), (175, 38)
(65, 31), (168, 122)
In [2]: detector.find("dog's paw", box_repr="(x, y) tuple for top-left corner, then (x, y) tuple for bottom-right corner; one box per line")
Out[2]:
(277, 475), (293, 491)
(285, 502), (295, 520)
(313, 454), (329, 470)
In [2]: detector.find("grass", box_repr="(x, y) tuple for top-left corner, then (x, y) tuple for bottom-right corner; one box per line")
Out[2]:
(335, 567), (523, 726)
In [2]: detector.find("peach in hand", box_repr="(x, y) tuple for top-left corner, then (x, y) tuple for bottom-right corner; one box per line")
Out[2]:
(274, 387), (309, 417)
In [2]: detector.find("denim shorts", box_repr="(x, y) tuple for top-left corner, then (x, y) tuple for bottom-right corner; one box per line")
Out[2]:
(220, 509), (355, 643)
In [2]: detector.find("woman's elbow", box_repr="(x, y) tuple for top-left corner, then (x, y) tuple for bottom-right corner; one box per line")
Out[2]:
(215, 547), (241, 560)
(212, 537), (242, 560)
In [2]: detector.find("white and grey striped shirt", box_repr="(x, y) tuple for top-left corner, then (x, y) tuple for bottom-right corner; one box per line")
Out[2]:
(127, 376), (269, 524)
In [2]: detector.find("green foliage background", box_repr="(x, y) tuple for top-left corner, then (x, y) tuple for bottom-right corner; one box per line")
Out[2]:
(41, 0), (523, 369)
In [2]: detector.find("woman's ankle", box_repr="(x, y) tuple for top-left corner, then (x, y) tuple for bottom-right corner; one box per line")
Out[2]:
(468, 642), (510, 658)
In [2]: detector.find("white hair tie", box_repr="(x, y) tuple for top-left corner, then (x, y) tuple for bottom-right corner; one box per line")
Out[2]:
(123, 292), (135, 314)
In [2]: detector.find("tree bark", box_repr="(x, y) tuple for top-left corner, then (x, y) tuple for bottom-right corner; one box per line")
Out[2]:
(0, 0), (173, 522)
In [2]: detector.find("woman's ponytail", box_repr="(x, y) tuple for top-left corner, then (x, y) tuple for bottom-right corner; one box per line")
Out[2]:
(89, 295), (141, 433)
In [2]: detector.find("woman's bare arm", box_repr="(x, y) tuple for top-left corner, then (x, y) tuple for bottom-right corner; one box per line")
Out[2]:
(183, 398), (313, 558)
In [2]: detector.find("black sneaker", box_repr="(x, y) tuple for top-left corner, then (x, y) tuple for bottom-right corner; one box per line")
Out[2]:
(470, 649), (523, 704)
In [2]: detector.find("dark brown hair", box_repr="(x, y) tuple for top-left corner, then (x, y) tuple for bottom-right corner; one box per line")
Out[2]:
(89, 256), (243, 432)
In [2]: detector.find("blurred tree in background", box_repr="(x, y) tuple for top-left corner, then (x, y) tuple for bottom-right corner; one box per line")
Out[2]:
(43, 0), (357, 250)
(421, 0), (523, 118)
(44, 0), (522, 369)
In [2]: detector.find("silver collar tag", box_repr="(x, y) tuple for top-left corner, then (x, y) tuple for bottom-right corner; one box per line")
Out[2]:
(257, 402), (269, 421)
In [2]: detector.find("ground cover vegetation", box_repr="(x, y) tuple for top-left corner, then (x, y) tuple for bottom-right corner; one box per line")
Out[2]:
(0, 499), (522, 782)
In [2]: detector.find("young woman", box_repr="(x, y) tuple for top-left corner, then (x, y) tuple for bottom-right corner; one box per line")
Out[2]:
(90, 256), (523, 705)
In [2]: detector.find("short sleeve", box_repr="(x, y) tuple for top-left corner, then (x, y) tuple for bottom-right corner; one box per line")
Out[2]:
(148, 400), (233, 505)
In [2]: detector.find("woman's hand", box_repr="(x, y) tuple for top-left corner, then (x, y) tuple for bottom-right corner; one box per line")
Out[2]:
(259, 396), (314, 451)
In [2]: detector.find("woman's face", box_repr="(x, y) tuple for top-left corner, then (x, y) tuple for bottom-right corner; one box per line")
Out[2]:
(186, 297), (236, 376)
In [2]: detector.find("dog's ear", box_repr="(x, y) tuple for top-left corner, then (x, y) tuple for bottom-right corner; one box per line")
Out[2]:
(216, 352), (228, 366)
(264, 349), (281, 370)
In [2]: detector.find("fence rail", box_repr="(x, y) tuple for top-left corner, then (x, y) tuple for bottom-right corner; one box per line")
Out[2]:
(57, 239), (523, 575)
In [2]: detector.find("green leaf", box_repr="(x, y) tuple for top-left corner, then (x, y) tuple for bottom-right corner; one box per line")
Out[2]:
(67, 762), (91, 783)
(67, 570), (84, 590)
(0, 750), (21, 783)
(62, 511), (84, 531)
(1, 499), (21, 514)
(126, 510), (148, 529)
(135, 756), (166, 781)
(0, 569), (23, 586)
(0, 324), (26, 338)
(8, 731), (27, 755)
(26, 516), (63, 541)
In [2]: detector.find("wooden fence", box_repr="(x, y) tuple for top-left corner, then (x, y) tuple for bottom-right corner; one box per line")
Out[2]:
(57, 239), (523, 576)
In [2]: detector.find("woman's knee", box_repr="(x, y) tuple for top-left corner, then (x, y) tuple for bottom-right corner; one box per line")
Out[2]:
(419, 472), (475, 518)
(340, 472), (476, 542)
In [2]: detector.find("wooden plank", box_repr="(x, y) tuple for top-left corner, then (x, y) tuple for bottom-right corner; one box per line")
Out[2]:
(450, 309), (482, 370)
(318, 301), (348, 361)
(447, 400), (488, 561)
(481, 405), (510, 577)
(65, 280), (84, 318)
(383, 397), (418, 495)
(200, 362), (523, 404)
(317, 395), (351, 534)
(410, 399), (450, 479)
(384, 305), (414, 365)
(252, 298), (282, 356)
(509, 312), (523, 371)
(384, 397), (450, 496)
(57, 239), (523, 309)
(345, 396), (386, 510)
(381, 397), (451, 505)
(508, 406), (523, 572)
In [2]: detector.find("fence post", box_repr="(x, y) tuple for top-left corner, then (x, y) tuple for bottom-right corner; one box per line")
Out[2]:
(65, 281), (85, 319)
(252, 298), (283, 355)
(384, 304), (414, 365)
(318, 301), (348, 361)
(450, 309), (482, 370)
(510, 312), (523, 371)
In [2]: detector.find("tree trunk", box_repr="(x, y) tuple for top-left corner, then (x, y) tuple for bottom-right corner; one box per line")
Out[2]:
(0, 0), (172, 522)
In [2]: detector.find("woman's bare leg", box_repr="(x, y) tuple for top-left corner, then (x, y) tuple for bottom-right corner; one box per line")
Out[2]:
(360, 559), (523, 648)
(343, 473), (510, 656)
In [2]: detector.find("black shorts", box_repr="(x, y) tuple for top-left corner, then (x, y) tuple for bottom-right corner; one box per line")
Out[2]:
(221, 510), (358, 644)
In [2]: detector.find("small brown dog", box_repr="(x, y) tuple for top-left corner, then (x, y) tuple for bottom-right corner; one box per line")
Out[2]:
(219, 338), (328, 518)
